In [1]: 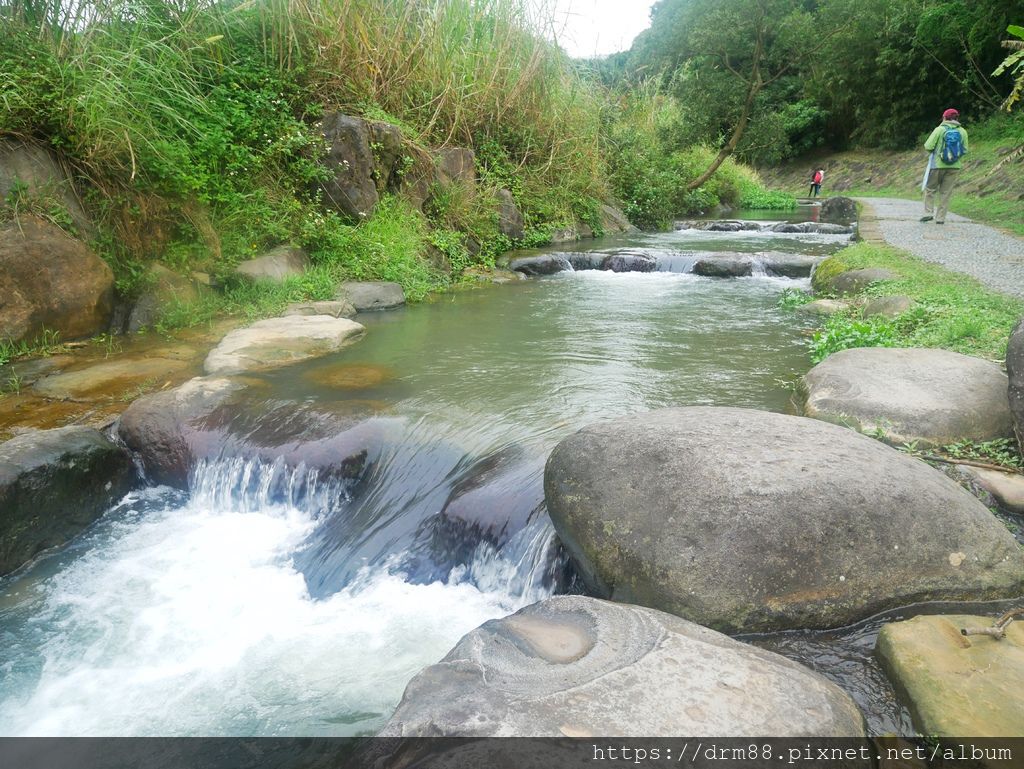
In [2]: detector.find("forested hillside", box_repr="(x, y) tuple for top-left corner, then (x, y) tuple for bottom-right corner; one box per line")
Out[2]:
(597, 0), (1023, 159)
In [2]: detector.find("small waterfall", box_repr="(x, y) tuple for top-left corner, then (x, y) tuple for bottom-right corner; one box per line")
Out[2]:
(749, 255), (769, 277)
(189, 455), (350, 519)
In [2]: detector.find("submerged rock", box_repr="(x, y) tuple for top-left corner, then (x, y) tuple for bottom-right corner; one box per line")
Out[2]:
(508, 255), (572, 276)
(304, 362), (394, 391)
(544, 406), (1024, 632)
(118, 376), (386, 489)
(801, 347), (1012, 447)
(204, 315), (365, 376)
(0, 426), (137, 575)
(876, 613), (1024, 737)
(381, 596), (866, 737)
(337, 281), (405, 311)
(32, 356), (192, 402)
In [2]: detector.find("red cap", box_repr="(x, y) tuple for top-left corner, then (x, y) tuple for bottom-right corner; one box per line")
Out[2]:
(943, 108), (960, 120)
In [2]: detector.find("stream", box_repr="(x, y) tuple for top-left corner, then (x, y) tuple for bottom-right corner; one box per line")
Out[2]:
(0, 209), (927, 737)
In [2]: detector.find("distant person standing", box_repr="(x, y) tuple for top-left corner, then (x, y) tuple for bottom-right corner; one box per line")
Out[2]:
(808, 168), (824, 197)
(921, 108), (968, 224)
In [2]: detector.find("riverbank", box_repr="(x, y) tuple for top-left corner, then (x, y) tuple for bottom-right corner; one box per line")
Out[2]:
(760, 115), (1024, 237)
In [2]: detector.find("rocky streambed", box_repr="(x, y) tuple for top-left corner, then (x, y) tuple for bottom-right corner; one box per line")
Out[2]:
(2, 206), (1022, 738)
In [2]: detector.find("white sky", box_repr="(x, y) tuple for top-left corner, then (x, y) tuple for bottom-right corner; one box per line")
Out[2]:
(549, 0), (657, 58)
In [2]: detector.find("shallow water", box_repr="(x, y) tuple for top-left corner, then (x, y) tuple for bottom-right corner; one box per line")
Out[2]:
(0, 211), (931, 737)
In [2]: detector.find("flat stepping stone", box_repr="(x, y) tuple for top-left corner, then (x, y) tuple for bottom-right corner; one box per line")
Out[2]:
(204, 315), (365, 376)
(801, 347), (1012, 447)
(32, 357), (191, 402)
(877, 613), (1024, 737)
(544, 406), (1024, 632)
(381, 596), (866, 737)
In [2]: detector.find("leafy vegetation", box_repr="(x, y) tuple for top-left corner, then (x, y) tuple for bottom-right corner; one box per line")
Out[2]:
(807, 242), (1024, 361)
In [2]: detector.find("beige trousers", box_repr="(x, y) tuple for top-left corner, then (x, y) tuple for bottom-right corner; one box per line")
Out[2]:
(923, 168), (959, 222)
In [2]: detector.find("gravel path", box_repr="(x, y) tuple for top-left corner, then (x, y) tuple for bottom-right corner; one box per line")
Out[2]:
(856, 197), (1024, 299)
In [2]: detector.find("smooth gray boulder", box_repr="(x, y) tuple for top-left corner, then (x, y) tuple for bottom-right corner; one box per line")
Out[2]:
(544, 407), (1024, 632)
(801, 347), (1013, 447)
(0, 426), (137, 575)
(815, 267), (898, 296)
(234, 246), (309, 283)
(693, 255), (752, 277)
(381, 596), (866, 737)
(863, 295), (914, 319)
(509, 254), (572, 276)
(204, 315), (365, 376)
(762, 252), (821, 278)
(338, 281), (405, 311)
(600, 253), (655, 272)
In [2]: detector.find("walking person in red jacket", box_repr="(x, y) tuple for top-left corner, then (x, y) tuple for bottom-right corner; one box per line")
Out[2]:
(808, 168), (824, 198)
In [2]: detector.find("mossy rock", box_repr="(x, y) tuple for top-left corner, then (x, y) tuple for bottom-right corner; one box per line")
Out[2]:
(877, 614), (1024, 737)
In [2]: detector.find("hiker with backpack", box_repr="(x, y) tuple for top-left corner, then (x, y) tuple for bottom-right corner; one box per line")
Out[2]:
(920, 108), (968, 224)
(808, 168), (824, 197)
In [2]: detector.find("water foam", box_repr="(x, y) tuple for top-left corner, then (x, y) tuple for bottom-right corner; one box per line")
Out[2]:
(0, 459), (553, 736)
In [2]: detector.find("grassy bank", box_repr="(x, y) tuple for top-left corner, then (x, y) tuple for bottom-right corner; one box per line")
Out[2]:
(760, 114), (1024, 236)
(802, 242), (1024, 363)
(1, 0), (790, 338)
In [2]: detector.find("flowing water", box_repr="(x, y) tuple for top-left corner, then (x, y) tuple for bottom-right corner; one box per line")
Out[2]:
(0, 211), (927, 737)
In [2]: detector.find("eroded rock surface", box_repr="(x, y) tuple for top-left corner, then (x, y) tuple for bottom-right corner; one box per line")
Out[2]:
(381, 596), (866, 737)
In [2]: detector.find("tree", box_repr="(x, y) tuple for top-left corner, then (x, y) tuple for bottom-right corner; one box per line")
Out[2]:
(994, 24), (1024, 111)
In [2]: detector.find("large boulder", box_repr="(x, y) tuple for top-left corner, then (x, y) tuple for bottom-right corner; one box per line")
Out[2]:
(0, 139), (91, 234)
(760, 252), (821, 278)
(204, 315), (365, 376)
(234, 246), (309, 283)
(319, 113), (379, 220)
(1006, 317), (1024, 451)
(117, 376), (385, 489)
(876, 614), (1024, 737)
(434, 147), (476, 186)
(820, 196), (858, 222)
(367, 120), (405, 192)
(0, 216), (114, 343)
(496, 189), (525, 241)
(544, 406), (1024, 633)
(801, 347), (1013, 447)
(0, 426), (137, 575)
(862, 295), (914, 319)
(381, 596), (866, 737)
(127, 263), (206, 333)
(338, 281), (405, 312)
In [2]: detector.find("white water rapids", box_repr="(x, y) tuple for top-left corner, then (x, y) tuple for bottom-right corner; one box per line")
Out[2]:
(0, 458), (558, 736)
